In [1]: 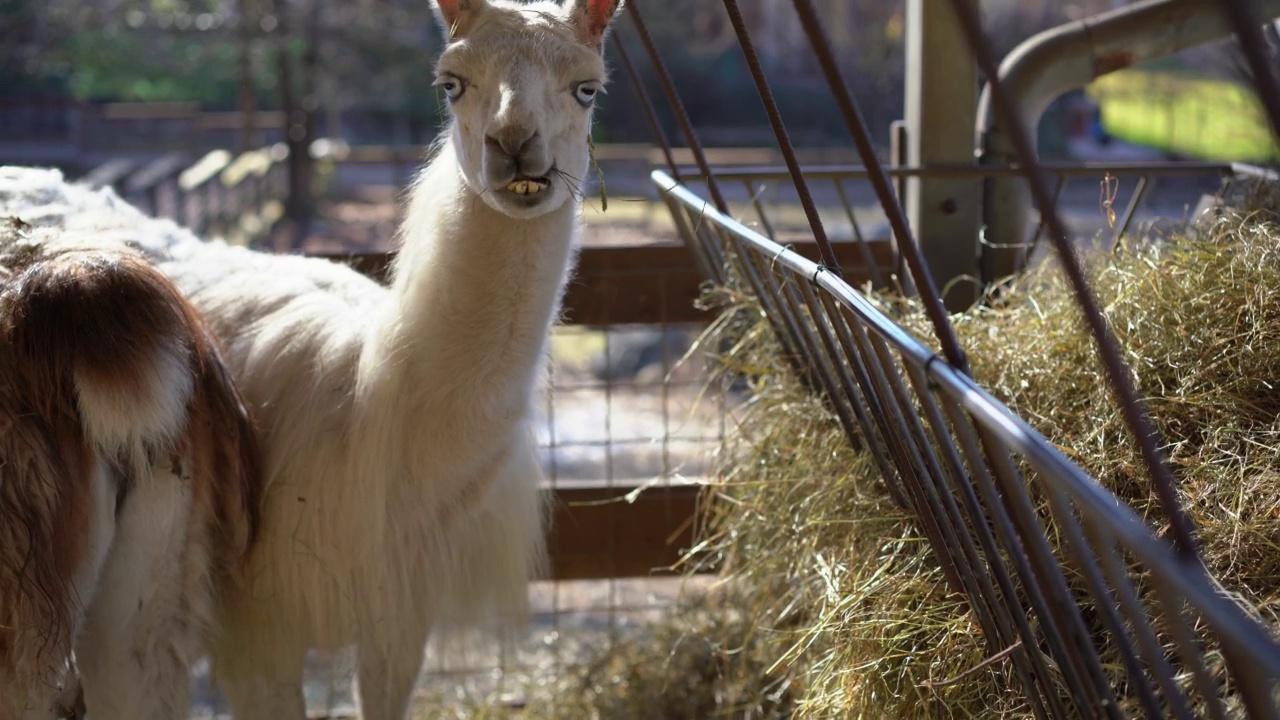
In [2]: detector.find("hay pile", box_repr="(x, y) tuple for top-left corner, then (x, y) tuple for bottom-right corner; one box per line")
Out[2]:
(658, 207), (1280, 717)
(452, 203), (1280, 718)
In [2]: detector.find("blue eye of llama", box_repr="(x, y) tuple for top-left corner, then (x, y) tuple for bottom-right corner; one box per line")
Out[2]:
(573, 81), (600, 107)
(435, 75), (465, 100)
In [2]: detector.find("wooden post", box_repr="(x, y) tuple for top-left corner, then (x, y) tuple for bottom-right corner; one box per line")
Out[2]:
(904, 0), (982, 310)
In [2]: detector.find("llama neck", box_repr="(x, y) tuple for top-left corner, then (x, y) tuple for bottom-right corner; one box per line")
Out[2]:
(370, 142), (578, 420)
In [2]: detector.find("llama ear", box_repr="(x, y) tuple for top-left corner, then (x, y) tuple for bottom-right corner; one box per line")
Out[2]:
(565, 0), (623, 50)
(432, 0), (485, 41)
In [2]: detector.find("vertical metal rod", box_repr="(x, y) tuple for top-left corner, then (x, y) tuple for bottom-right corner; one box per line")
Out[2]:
(788, 278), (863, 445)
(789, 0), (970, 375)
(719, 0), (844, 278)
(1038, 481), (1177, 720)
(661, 191), (720, 284)
(1081, 519), (1196, 720)
(628, 5), (802, 379)
(927, 397), (1056, 720)
(1218, 0), (1280, 143)
(742, 179), (779, 241)
(613, 39), (681, 183)
(943, 405), (1073, 718)
(735, 237), (812, 372)
(901, 365), (1029, 650)
(796, 280), (870, 448)
(1029, 174), (1068, 255)
(946, 0), (1201, 563)
(1114, 175), (1149, 247)
(842, 320), (966, 594)
(1149, 585), (1229, 720)
(827, 301), (914, 509)
(974, 423), (1120, 718)
(624, 5), (729, 213)
(815, 291), (904, 503)
(832, 179), (886, 288)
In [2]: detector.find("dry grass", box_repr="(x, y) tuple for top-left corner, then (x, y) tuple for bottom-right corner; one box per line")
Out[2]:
(411, 195), (1280, 717)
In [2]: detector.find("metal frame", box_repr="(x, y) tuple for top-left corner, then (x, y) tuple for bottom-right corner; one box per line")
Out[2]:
(656, 168), (1280, 717)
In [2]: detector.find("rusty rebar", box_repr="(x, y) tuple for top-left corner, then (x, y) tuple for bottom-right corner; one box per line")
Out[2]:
(623, 3), (730, 213)
(613, 39), (681, 183)
(945, 0), (1201, 563)
(788, 0), (969, 374)
(1218, 0), (1280, 144)
(719, 0), (844, 278)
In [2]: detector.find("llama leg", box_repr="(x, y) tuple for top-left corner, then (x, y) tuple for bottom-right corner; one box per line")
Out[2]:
(74, 467), (198, 719)
(354, 617), (431, 720)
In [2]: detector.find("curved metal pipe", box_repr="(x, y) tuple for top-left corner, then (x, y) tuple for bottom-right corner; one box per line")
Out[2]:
(977, 0), (1280, 281)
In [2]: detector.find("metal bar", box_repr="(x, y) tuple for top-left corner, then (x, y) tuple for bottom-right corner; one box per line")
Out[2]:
(796, 279), (872, 450)
(789, 0), (970, 371)
(1149, 586), (1229, 720)
(842, 315), (967, 595)
(1217, 0), (1280, 147)
(612, 38), (680, 185)
(832, 178), (886, 288)
(940, 401), (1071, 719)
(901, 363), (1034, 654)
(698, 160), (1236, 182)
(1082, 517), (1196, 720)
(928, 394), (1056, 720)
(742, 179), (778, 242)
(789, 276), (863, 447)
(974, 423), (1120, 718)
(627, 7), (800, 376)
(625, 5), (748, 281)
(1040, 477), (1178, 720)
(1114, 175), (1149, 246)
(815, 291), (906, 505)
(720, 0), (843, 277)
(735, 237), (812, 374)
(1030, 174), (1068, 256)
(948, 0), (1202, 563)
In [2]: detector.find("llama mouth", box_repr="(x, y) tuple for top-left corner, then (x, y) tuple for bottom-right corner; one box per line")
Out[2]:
(504, 175), (550, 196)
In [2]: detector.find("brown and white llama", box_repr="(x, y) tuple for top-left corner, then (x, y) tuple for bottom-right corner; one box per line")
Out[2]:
(0, 0), (623, 717)
(0, 220), (261, 719)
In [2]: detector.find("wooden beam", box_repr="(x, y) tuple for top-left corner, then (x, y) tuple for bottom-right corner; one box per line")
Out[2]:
(545, 483), (709, 580)
(311, 240), (893, 327)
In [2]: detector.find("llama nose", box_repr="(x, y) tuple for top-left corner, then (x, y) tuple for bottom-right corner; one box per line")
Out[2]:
(485, 128), (538, 161)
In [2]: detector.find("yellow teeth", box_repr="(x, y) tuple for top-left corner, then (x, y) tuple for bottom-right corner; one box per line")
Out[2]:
(506, 178), (549, 195)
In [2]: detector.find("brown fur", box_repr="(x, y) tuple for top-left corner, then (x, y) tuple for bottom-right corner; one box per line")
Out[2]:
(0, 219), (262, 714)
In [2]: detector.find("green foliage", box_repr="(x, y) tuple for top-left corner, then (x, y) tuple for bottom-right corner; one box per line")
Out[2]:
(62, 28), (242, 104)
(1089, 68), (1280, 162)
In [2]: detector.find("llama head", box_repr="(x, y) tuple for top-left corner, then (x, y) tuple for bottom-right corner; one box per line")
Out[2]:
(430, 0), (623, 219)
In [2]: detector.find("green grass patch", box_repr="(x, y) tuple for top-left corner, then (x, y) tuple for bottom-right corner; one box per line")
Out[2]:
(1087, 69), (1280, 161)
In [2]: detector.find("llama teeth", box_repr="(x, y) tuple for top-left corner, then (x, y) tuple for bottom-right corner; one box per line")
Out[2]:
(506, 179), (549, 195)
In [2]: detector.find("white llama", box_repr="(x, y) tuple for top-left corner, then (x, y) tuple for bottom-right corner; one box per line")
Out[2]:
(1, 0), (622, 717)
(0, 220), (261, 719)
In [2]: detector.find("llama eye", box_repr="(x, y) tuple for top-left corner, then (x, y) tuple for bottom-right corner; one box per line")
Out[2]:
(435, 75), (465, 101)
(572, 81), (601, 107)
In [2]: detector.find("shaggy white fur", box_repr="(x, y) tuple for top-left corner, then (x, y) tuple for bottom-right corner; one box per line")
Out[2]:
(0, 0), (622, 718)
(0, 225), (261, 720)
